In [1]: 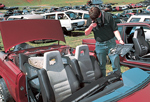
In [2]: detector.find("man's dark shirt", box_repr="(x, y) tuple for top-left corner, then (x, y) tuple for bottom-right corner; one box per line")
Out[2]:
(86, 12), (118, 42)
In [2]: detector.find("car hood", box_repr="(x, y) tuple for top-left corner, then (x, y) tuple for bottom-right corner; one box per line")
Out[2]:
(0, 19), (65, 52)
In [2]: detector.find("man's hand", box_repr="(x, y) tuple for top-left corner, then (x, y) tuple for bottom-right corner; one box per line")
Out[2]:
(119, 39), (125, 45)
(85, 22), (97, 36)
(91, 22), (97, 28)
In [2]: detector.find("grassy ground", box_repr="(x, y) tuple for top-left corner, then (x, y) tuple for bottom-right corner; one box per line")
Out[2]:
(0, 0), (145, 7)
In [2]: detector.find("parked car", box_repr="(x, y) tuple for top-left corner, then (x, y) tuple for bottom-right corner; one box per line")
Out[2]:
(127, 14), (150, 23)
(82, 22), (150, 70)
(119, 5), (129, 10)
(146, 5), (150, 11)
(135, 3), (143, 8)
(128, 3), (137, 8)
(112, 6), (123, 11)
(1, 20), (150, 102)
(42, 11), (85, 35)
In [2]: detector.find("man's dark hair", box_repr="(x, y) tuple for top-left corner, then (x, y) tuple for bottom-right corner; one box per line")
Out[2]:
(89, 7), (101, 21)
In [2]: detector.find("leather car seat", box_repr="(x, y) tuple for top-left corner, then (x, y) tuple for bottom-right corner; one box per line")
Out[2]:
(42, 51), (80, 102)
(132, 28), (150, 57)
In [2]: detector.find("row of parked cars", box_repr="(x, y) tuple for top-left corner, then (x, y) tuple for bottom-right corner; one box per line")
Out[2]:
(2, 9), (89, 35)
(3, 7), (150, 36)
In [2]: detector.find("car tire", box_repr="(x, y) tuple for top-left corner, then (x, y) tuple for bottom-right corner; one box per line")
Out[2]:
(0, 78), (15, 102)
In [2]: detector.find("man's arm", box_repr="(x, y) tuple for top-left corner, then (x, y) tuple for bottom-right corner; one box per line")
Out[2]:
(114, 30), (125, 44)
(85, 23), (97, 36)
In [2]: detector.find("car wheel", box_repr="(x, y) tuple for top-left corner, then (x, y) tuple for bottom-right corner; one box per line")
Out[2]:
(0, 79), (15, 102)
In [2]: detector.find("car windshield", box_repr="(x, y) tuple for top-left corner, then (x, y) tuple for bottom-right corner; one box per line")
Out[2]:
(65, 12), (79, 20)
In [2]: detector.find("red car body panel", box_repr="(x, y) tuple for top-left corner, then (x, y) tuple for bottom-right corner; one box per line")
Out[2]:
(0, 19), (65, 52)
(0, 53), (27, 102)
(82, 38), (96, 52)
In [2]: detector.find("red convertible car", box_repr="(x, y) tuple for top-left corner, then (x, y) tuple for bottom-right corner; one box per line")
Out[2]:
(1, 20), (150, 102)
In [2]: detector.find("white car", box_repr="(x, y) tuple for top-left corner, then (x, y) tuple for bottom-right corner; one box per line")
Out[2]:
(42, 11), (85, 34)
(127, 15), (150, 23)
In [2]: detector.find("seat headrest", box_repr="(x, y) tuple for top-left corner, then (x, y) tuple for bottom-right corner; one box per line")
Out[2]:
(75, 45), (90, 60)
(133, 28), (145, 38)
(43, 51), (64, 71)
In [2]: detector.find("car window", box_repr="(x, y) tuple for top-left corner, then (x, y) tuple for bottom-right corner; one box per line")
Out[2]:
(83, 14), (90, 19)
(46, 14), (55, 19)
(144, 18), (150, 22)
(129, 18), (140, 22)
(78, 13), (82, 19)
(58, 14), (66, 20)
(65, 12), (78, 20)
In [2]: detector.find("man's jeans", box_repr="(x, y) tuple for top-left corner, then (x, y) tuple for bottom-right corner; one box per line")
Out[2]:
(95, 37), (121, 76)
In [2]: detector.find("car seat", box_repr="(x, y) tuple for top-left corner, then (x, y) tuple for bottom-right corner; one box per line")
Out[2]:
(132, 27), (150, 58)
(41, 51), (80, 102)
(74, 45), (102, 83)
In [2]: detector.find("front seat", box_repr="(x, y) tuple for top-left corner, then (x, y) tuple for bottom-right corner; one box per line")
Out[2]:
(132, 28), (150, 57)
(42, 51), (80, 102)
(74, 45), (102, 83)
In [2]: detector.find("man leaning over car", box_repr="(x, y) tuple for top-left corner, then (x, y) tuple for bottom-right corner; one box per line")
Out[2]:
(85, 7), (124, 76)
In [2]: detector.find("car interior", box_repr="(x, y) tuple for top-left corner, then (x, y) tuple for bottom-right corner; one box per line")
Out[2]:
(16, 44), (123, 102)
(4, 42), (150, 102)
(125, 26), (150, 62)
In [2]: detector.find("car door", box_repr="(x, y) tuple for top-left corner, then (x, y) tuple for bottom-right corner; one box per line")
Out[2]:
(120, 24), (150, 70)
